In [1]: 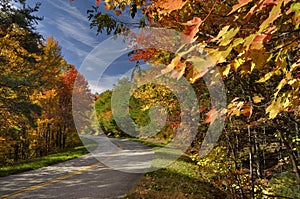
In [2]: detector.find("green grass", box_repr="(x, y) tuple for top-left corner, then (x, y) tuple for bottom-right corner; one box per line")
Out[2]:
(263, 172), (300, 199)
(125, 156), (227, 199)
(125, 137), (165, 149)
(124, 139), (227, 199)
(0, 137), (98, 177)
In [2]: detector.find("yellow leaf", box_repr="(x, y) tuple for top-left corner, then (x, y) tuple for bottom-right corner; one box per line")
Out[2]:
(161, 55), (181, 74)
(219, 27), (240, 46)
(259, 0), (283, 32)
(249, 49), (271, 69)
(233, 58), (246, 70)
(187, 56), (211, 77)
(266, 97), (282, 119)
(253, 95), (264, 103)
(283, 98), (290, 108)
(220, 64), (231, 76)
(274, 79), (287, 97)
(211, 25), (230, 42)
(232, 38), (244, 48)
(208, 45), (233, 64)
(257, 71), (275, 83)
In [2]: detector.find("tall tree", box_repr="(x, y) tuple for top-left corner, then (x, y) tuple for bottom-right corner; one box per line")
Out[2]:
(0, 0), (44, 161)
(0, 1), (90, 164)
(87, 0), (300, 197)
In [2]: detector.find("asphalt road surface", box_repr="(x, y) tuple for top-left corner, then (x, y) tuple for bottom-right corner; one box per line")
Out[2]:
(0, 136), (154, 199)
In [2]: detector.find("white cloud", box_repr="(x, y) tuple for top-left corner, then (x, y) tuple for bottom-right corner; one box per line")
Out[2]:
(88, 71), (133, 94)
(45, 0), (99, 47)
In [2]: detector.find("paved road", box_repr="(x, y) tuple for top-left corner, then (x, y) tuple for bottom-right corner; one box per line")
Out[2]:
(0, 136), (154, 199)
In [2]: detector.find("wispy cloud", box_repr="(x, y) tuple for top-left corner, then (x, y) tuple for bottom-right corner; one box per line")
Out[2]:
(33, 0), (104, 67)
(45, 0), (99, 47)
(47, 0), (88, 22)
(88, 72), (132, 94)
(60, 38), (90, 59)
(54, 18), (97, 47)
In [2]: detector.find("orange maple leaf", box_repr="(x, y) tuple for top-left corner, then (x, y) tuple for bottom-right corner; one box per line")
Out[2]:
(181, 17), (202, 43)
(156, 0), (186, 14)
(96, 0), (100, 5)
(115, 10), (122, 16)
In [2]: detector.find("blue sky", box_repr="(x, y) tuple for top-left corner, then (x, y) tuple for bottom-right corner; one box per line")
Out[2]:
(27, 0), (141, 93)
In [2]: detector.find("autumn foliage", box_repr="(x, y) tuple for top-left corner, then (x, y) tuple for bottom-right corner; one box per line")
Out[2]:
(89, 0), (300, 197)
(0, 1), (90, 165)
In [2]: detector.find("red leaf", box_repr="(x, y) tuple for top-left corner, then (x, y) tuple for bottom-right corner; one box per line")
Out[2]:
(263, 0), (277, 6)
(228, 0), (251, 15)
(199, 105), (208, 113)
(96, 0), (100, 5)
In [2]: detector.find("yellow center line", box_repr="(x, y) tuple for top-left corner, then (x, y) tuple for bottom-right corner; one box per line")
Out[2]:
(1, 162), (101, 199)
(2, 139), (123, 199)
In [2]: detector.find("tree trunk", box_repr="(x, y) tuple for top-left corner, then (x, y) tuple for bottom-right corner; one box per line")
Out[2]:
(248, 126), (255, 199)
(278, 130), (300, 184)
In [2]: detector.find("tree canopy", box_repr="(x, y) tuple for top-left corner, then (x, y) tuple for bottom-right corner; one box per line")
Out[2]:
(0, 0), (91, 164)
(89, 0), (300, 197)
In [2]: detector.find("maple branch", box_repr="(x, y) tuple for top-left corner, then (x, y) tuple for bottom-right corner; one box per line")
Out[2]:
(202, 0), (217, 23)
(270, 29), (300, 40)
(109, 15), (140, 26)
(270, 38), (300, 54)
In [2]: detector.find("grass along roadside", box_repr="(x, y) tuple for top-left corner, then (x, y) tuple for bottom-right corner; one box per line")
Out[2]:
(0, 137), (98, 177)
(125, 155), (227, 199)
(123, 138), (227, 199)
(125, 137), (165, 149)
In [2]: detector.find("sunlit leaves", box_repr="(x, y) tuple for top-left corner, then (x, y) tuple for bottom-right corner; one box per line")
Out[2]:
(87, 0), (300, 188)
(154, 0), (186, 14)
(219, 27), (240, 47)
(252, 95), (265, 103)
(227, 98), (252, 119)
(180, 17), (202, 43)
(266, 97), (283, 119)
(228, 0), (253, 15)
(290, 2), (300, 29)
(258, 0), (283, 32)
(0, 1), (88, 164)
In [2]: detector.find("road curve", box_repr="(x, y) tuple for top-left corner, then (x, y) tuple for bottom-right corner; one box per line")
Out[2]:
(0, 136), (154, 199)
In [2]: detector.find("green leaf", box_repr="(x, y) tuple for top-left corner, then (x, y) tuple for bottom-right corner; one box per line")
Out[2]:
(291, 2), (300, 11)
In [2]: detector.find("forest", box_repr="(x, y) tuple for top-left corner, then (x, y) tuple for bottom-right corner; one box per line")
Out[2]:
(0, 0), (299, 198)
(0, 0), (90, 165)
